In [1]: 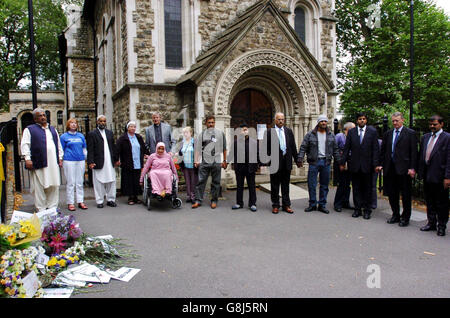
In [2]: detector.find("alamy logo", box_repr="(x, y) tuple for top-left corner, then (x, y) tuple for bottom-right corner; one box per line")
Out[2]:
(366, 264), (381, 288)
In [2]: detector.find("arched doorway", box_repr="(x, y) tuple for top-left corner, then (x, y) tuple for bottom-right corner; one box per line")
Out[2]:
(21, 112), (34, 132)
(230, 89), (273, 129)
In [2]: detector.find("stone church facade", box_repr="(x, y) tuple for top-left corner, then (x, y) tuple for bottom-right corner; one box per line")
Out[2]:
(60, 0), (338, 183)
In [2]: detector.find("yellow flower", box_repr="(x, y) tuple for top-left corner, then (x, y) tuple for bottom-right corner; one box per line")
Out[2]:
(7, 233), (16, 244)
(58, 259), (67, 267)
(0, 224), (11, 235)
(47, 257), (57, 267)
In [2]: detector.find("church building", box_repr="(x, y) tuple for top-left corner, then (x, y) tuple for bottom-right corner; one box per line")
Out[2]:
(60, 0), (338, 183)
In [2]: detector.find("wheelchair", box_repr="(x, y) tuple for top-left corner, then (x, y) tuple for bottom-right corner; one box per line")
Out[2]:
(142, 172), (182, 210)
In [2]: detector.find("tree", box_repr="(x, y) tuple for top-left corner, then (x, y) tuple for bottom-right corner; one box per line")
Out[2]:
(336, 0), (450, 129)
(0, 0), (67, 111)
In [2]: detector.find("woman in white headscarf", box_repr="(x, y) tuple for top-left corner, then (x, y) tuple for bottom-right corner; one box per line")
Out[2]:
(116, 121), (149, 204)
(140, 142), (177, 198)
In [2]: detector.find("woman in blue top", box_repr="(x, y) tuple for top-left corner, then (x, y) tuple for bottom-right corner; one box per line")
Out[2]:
(60, 118), (88, 211)
(178, 126), (198, 202)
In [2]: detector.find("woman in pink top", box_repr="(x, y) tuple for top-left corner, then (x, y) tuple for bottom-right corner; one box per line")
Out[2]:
(140, 142), (177, 197)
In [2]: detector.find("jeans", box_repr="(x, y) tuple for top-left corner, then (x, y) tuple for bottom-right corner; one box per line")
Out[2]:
(307, 158), (330, 207)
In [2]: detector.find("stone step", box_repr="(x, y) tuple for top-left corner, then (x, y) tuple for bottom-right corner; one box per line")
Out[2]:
(258, 183), (309, 201)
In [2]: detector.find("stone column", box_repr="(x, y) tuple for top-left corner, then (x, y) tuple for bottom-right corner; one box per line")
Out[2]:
(293, 116), (301, 176)
(215, 114), (232, 190)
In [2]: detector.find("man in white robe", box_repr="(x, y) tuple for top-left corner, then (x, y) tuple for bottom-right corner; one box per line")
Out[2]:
(21, 108), (63, 211)
(87, 115), (119, 208)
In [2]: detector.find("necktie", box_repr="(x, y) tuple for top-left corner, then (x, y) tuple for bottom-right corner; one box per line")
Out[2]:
(391, 129), (400, 159)
(425, 133), (437, 163)
(278, 128), (286, 155)
(359, 128), (364, 144)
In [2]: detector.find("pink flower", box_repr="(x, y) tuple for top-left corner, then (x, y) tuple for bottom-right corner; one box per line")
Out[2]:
(49, 233), (67, 254)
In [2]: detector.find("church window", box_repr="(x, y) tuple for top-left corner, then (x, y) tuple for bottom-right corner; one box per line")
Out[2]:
(294, 6), (306, 43)
(164, 0), (183, 68)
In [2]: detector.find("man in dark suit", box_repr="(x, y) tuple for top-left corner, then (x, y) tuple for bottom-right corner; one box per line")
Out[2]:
(264, 112), (300, 214)
(377, 112), (418, 227)
(231, 123), (259, 212)
(418, 115), (449, 236)
(341, 112), (380, 219)
(87, 115), (119, 208)
(144, 112), (176, 155)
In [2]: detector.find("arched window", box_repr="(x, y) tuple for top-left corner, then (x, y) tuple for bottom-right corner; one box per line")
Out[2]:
(45, 111), (51, 125)
(57, 111), (63, 125)
(164, 0), (183, 68)
(294, 7), (306, 43)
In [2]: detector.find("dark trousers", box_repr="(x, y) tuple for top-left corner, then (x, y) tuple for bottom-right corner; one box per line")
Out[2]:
(424, 181), (449, 230)
(235, 171), (256, 207)
(352, 170), (373, 212)
(334, 169), (352, 209)
(195, 163), (221, 203)
(183, 167), (198, 201)
(121, 169), (142, 198)
(385, 166), (412, 221)
(270, 168), (291, 208)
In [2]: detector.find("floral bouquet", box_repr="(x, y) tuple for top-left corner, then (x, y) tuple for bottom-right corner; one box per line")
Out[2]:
(0, 246), (45, 298)
(0, 215), (41, 252)
(41, 215), (83, 255)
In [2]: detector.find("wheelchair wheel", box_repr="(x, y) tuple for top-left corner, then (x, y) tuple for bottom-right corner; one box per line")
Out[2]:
(172, 198), (182, 209)
(146, 195), (152, 211)
(142, 177), (148, 204)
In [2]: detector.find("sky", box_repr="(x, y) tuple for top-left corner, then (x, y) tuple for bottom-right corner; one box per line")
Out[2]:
(434, 0), (450, 14)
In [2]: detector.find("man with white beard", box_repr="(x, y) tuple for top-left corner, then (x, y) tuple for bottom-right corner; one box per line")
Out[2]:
(87, 115), (119, 208)
(20, 108), (64, 211)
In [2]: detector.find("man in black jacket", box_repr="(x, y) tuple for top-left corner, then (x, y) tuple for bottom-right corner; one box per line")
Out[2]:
(341, 112), (380, 219)
(298, 115), (341, 214)
(377, 112), (418, 227)
(264, 112), (300, 214)
(87, 115), (119, 208)
(417, 115), (450, 236)
(231, 123), (259, 212)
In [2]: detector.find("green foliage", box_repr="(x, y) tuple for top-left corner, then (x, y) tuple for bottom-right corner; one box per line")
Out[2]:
(336, 0), (450, 129)
(0, 0), (67, 111)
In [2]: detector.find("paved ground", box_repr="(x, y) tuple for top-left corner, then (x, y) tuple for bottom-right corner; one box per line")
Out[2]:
(18, 184), (450, 298)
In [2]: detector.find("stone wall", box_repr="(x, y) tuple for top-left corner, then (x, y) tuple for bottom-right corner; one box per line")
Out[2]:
(134, 0), (155, 83)
(5, 141), (15, 222)
(70, 58), (95, 110)
(135, 86), (181, 134)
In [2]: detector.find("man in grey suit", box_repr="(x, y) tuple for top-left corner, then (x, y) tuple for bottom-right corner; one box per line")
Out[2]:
(145, 112), (176, 155)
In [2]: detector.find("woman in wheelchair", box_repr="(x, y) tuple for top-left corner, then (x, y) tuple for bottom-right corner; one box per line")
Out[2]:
(140, 142), (178, 198)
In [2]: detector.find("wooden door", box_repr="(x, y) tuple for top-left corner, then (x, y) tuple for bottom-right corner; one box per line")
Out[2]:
(230, 89), (273, 129)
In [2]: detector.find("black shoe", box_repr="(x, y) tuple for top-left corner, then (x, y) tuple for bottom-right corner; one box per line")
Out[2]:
(387, 216), (400, 224)
(398, 220), (409, 227)
(437, 228), (446, 236)
(352, 210), (362, 218)
(420, 224), (437, 231)
(304, 205), (317, 212)
(342, 204), (354, 210)
(334, 207), (342, 212)
(318, 206), (330, 214)
(186, 198), (192, 203)
(97, 204), (104, 208)
(363, 211), (371, 220)
(106, 201), (117, 207)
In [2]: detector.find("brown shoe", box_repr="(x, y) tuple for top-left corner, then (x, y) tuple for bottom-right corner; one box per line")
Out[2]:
(68, 204), (76, 211)
(210, 202), (217, 209)
(272, 207), (279, 214)
(282, 206), (294, 214)
(78, 203), (88, 210)
(192, 202), (201, 209)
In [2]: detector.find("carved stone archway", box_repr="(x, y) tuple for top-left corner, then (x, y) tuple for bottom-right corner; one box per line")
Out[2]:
(214, 49), (320, 118)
